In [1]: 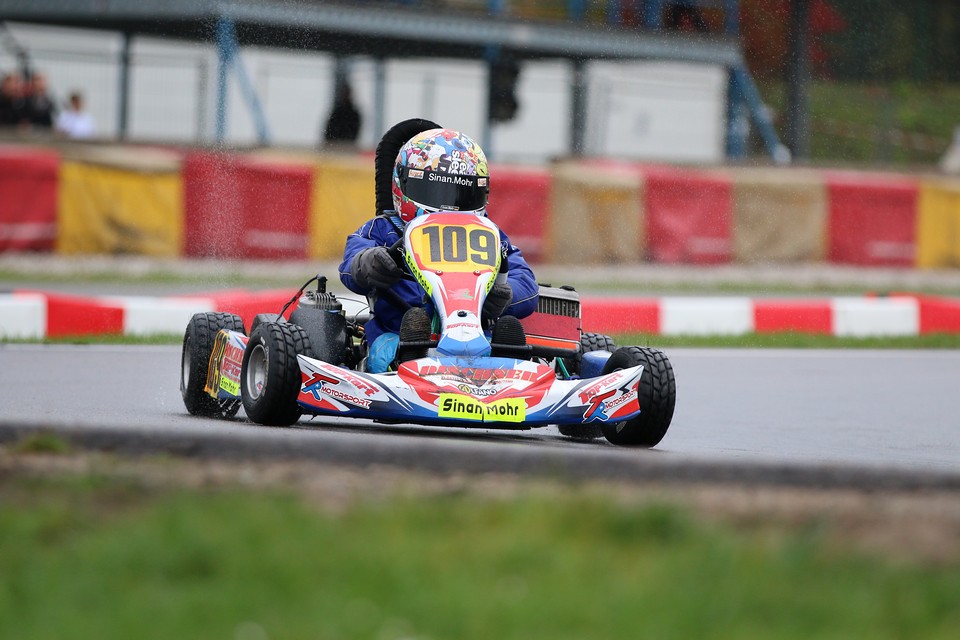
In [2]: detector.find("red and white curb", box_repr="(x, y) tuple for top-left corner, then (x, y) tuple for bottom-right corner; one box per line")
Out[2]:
(2, 290), (960, 339)
(580, 295), (960, 337)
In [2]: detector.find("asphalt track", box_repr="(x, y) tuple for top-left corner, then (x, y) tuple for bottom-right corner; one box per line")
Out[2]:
(1, 344), (958, 489)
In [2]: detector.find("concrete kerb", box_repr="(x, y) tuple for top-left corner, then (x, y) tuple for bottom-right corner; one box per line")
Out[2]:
(4, 254), (960, 293)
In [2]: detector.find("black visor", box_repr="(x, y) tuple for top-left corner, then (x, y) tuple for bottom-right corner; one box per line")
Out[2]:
(400, 167), (489, 211)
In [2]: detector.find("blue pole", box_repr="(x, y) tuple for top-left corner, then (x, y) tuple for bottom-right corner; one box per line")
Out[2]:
(724, 0), (740, 35)
(215, 17), (231, 144)
(732, 64), (790, 164)
(568, 0), (587, 21)
(217, 17), (271, 145)
(644, 0), (664, 30)
(725, 69), (748, 159)
(373, 57), (386, 144)
(607, 0), (622, 25)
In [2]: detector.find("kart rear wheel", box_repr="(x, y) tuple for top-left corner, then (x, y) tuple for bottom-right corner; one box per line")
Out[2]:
(562, 332), (616, 376)
(601, 346), (676, 448)
(582, 332), (616, 354)
(241, 320), (311, 426)
(181, 312), (246, 418)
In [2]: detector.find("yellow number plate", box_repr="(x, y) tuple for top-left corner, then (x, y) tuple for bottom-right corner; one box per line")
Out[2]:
(438, 393), (525, 423)
(409, 223), (500, 273)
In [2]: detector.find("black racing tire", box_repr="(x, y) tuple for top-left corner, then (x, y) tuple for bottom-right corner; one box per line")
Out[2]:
(562, 332), (617, 376)
(583, 332), (616, 355)
(600, 346), (676, 448)
(241, 320), (311, 426)
(251, 313), (282, 333)
(181, 312), (246, 418)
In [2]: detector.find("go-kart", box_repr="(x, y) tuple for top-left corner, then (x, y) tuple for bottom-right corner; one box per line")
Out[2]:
(180, 212), (677, 447)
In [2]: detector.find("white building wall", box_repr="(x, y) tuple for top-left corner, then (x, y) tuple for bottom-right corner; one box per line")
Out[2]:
(1, 22), (727, 163)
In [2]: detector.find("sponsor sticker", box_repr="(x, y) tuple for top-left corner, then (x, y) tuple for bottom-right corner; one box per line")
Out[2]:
(302, 372), (373, 409)
(419, 364), (538, 385)
(457, 383), (499, 397)
(219, 376), (240, 396)
(437, 393), (525, 423)
(409, 169), (424, 179)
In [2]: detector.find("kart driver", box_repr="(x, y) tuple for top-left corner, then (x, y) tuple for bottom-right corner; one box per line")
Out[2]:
(339, 125), (539, 373)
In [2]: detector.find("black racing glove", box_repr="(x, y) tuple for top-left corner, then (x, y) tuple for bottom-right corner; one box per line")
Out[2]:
(351, 246), (403, 291)
(482, 280), (513, 320)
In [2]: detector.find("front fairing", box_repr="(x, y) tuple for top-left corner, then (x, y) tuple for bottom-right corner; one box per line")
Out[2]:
(296, 354), (644, 428)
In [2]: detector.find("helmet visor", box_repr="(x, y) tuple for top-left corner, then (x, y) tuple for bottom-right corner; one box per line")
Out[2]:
(400, 167), (488, 212)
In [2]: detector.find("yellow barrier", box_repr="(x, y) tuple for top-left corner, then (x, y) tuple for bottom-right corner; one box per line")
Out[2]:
(56, 146), (183, 256)
(548, 162), (643, 264)
(309, 154), (376, 260)
(731, 168), (828, 263)
(916, 179), (960, 268)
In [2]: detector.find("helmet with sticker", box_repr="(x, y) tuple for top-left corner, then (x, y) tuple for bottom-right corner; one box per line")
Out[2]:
(391, 128), (489, 222)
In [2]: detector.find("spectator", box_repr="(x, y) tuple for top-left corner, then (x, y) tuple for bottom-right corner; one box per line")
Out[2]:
(666, 3), (709, 33)
(0, 71), (28, 127)
(26, 72), (56, 128)
(322, 80), (361, 147)
(55, 91), (95, 139)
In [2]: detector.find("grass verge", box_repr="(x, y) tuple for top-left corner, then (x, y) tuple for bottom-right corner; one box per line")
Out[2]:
(2, 333), (184, 345)
(0, 472), (958, 640)
(759, 81), (960, 166)
(4, 332), (960, 348)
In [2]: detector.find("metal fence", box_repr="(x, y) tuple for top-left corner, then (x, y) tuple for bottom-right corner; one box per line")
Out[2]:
(1, 36), (212, 143)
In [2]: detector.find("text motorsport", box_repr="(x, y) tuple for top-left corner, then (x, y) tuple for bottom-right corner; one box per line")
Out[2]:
(437, 393), (525, 423)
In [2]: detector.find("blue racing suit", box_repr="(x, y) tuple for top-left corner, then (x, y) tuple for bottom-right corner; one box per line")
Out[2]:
(339, 212), (539, 360)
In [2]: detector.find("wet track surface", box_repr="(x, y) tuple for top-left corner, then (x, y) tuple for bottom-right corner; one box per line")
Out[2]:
(1, 344), (959, 485)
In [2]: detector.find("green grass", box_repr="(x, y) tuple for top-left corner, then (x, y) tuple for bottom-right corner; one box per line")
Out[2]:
(2, 333), (184, 345)
(11, 433), (70, 455)
(759, 81), (960, 166)
(5, 265), (959, 297)
(0, 268), (297, 287)
(0, 475), (957, 640)
(4, 331), (960, 348)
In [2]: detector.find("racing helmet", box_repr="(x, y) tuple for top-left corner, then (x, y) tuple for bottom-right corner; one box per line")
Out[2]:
(391, 128), (490, 222)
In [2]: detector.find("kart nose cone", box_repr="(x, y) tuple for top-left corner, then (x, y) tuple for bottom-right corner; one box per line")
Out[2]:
(437, 334), (491, 357)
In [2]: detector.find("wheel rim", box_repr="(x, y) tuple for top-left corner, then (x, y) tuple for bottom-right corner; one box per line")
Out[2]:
(245, 343), (268, 401)
(181, 336), (192, 391)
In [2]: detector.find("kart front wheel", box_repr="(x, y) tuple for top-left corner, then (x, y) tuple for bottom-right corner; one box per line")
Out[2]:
(181, 312), (246, 418)
(241, 321), (311, 426)
(601, 346), (676, 448)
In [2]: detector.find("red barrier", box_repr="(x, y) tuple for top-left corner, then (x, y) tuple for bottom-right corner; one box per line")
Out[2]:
(236, 159), (311, 260)
(208, 289), (296, 332)
(753, 299), (832, 334)
(183, 153), (312, 260)
(487, 165), (550, 263)
(643, 166), (732, 264)
(827, 172), (919, 266)
(183, 151), (243, 257)
(0, 146), (59, 252)
(580, 298), (660, 334)
(913, 296), (960, 335)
